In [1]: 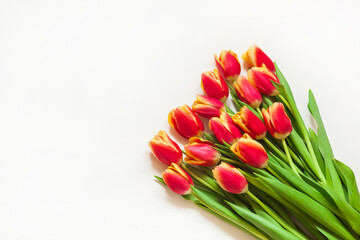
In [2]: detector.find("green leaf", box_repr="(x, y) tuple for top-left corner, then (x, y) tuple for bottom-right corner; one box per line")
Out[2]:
(334, 159), (360, 212)
(154, 175), (165, 185)
(315, 225), (343, 240)
(308, 128), (325, 174)
(226, 201), (300, 240)
(259, 176), (356, 240)
(307, 90), (344, 197)
(191, 187), (270, 240)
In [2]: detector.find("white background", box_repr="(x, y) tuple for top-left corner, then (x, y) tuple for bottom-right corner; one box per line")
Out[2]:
(0, 0), (359, 239)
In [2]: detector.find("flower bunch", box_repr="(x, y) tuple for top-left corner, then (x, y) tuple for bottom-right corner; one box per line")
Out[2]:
(149, 45), (360, 240)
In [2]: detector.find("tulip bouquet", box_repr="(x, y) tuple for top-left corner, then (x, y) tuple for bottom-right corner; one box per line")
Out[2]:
(149, 45), (360, 240)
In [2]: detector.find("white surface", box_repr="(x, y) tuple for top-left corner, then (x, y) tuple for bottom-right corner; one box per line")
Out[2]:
(0, 0), (359, 239)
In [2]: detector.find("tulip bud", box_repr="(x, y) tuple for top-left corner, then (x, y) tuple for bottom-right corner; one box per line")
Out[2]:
(247, 64), (280, 96)
(213, 162), (248, 194)
(201, 69), (229, 102)
(232, 106), (267, 140)
(209, 112), (243, 145)
(162, 163), (194, 195)
(184, 137), (220, 166)
(192, 95), (225, 119)
(149, 130), (183, 166)
(233, 76), (262, 109)
(214, 50), (241, 82)
(230, 134), (268, 168)
(242, 45), (275, 72)
(262, 102), (292, 140)
(168, 105), (204, 139)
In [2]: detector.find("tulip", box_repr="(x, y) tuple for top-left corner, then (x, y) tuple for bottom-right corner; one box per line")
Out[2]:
(262, 102), (292, 140)
(233, 76), (262, 109)
(209, 112), (243, 145)
(168, 105), (204, 139)
(214, 50), (241, 82)
(232, 106), (267, 140)
(184, 137), (220, 166)
(247, 64), (280, 96)
(201, 69), (229, 102)
(230, 134), (268, 168)
(213, 162), (248, 194)
(162, 163), (194, 195)
(192, 95), (225, 119)
(242, 45), (275, 72)
(149, 130), (183, 166)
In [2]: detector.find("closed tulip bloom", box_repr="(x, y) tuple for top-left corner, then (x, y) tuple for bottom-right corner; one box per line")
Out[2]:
(214, 50), (241, 82)
(233, 76), (262, 109)
(184, 137), (220, 166)
(162, 163), (194, 195)
(201, 69), (229, 102)
(213, 162), (248, 194)
(232, 106), (267, 140)
(242, 45), (275, 72)
(168, 105), (204, 139)
(262, 102), (292, 140)
(209, 112), (243, 145)
(247, 64), (280, 96)
(149, 130), (183, 166)
(230, 134), (268, 168)
(192, 95), (225, 119)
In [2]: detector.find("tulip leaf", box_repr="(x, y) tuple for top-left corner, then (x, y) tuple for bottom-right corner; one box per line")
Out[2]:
(154, 175), (165, 185)
(307, 90), (344, 197)
(334, 159), (360, 212)
(226, 201), (300, 240)
(191, 186), (270, 240)
(308, 128), (325, 174)
(259, 176), (356, 240)
(315, 225), (343, 240)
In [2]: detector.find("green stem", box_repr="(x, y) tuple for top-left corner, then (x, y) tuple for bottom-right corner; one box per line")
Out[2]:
(220, 156), (240, 166)
(182, 164), (223, 195)
(278, 94), (293, 114)
(246, 191), (308, 240)
(266, 166), (287, 184)
(282, 139), (300, 177)
(256, 107), (262, 117)
(225, 104), (235, 117)
(304, 138), (326, 183)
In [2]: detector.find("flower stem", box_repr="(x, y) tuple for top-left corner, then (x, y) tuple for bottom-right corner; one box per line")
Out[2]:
(220, 156), (240, 166)
(256, 107), (262, 117)
(246, 191), (308, 240)
(266, 165), (287, 184)
(282, 139), (300, 177)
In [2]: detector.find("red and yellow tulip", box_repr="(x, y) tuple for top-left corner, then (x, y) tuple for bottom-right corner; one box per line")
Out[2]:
(214, 50), (241, 82)
(201, 69), (229, 102)
(149, 130), (183, 166)
(232, 106), (267, 140)
(209, 112), (243, 145)
(192, 95), (225, 119)
(168, 105), (204, 139)
(242, 45), (275, 72)
(184, 137), (220, 166)
(162, 163), (194, 195)
(247, 64), (280, 96)
(262, 102), (292, 140)
(213, 162), (248, 194)
(230, 134), (268, 168)
(233, 76), (262, 109)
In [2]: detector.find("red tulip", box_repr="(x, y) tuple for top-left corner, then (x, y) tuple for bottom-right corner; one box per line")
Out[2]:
(232, 106), (267, 140)
(149, 130), (183, 166)
(184, 137), (220, 166)
(213, 162), (248, 194)
(247, 64), (280, 96)
(209, 112), (243, 145)
(201, 69), (229, 102)
(214, 50), (241, 82)
(242, 45), (275, 71)
(168, 105), (204, 139)
(262, 102), (292, 140)
(230, 134), (268, 168)
(162, 163), (194, 195)
(192, 95), (224, 119)
(233, 76), (262, 109)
